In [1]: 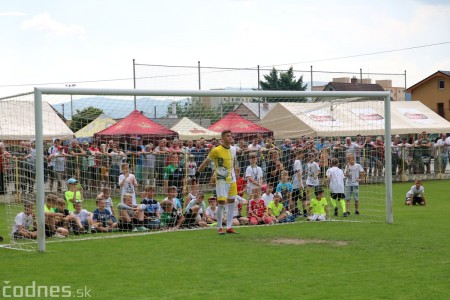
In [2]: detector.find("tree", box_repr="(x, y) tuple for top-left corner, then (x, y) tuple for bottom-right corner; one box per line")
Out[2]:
(167, 98), (238, 123)
(259, 66), (308, 102)
(69, 106), (103, 133)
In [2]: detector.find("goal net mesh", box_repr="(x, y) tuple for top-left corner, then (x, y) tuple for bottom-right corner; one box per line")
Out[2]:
(0, 90), (390, 252)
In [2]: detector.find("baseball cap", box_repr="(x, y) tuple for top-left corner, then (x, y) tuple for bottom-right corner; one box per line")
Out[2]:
(82, 141), (89, 146)
(67, 178), (77, 184)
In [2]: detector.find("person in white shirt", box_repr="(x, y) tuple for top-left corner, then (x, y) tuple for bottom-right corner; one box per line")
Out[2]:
(12, 201), (37, 239)
(261, 184), (274, 207)
(433, 133), (449, 174)
(405, 179), (426, 206)
(245, 153), (263, 195)
(326, 157), (347, 217)
(305, 153), (320, 203)
(292, 151), (306, 217)
(344, 153), (365, 215)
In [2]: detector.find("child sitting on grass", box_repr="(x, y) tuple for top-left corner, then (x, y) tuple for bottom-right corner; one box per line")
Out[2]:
(141, 185), (161, 230)
(183, 191), (208, 228)
(13, 201), (37, 240)
(268, 193), (296, 223)
(117, 193), (149, 232)
(405, 178), (427, 206)
(93, 197), (118, 233)
(307, 188), (329, 222)
(248, 187), (273, 225)
(160, 199), (185, 230)
(72, 200), (96, 234)
(44, 194), (69, 238)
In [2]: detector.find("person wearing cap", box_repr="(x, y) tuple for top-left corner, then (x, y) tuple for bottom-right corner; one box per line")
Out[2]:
(64, 178), (83, 212)
(307, 188), (329, 221)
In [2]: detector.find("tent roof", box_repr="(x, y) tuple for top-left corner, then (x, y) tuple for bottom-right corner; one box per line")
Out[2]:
(208, 112), (273, 138)
(0, 100), (73, 140)
(94, 110), (177, 139)
(259, 101), (450, 139)
(75, 114), (116, 138)
(171, 117), (221, 140)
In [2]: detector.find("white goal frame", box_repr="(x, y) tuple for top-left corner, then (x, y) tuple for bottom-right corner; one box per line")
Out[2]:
(34, 87), (392, 252)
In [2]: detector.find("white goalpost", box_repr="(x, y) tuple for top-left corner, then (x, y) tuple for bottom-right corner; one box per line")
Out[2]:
(1, 88), (392, 253)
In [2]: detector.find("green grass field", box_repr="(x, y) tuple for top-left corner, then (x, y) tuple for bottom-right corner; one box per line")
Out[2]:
(1, 180), (449, 299)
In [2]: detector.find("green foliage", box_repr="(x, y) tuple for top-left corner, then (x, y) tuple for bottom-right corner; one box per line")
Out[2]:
(168, 99), (237, 123)
(259, 66), (308, 102)
(69, 106), (103, 132)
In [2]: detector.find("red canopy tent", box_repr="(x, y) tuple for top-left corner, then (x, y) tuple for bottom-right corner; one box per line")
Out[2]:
(94, 110), (178, 143)
(208, 112), (273, 140)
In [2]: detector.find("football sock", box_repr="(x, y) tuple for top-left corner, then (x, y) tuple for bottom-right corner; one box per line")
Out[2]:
(217, 205), (224, 229)
(226, 203), (234, 229)
(330, 198), (337, 208)
(339, 199), (346, 212)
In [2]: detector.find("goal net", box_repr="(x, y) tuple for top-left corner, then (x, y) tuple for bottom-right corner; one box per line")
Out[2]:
(0, 88), (392, 252)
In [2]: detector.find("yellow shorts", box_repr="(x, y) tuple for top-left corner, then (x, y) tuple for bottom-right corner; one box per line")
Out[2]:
(216, 181), (237, 201)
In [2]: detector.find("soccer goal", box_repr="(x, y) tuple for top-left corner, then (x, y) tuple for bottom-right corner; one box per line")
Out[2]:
(0, 88), (392, 252)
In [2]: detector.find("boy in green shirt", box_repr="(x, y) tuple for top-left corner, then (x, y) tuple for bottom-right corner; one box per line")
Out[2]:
(64, 178), (83, 212)
(307, 188), (329, 222)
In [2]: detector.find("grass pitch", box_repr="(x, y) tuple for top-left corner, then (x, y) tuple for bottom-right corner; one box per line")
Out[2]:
(1, 180), (449, 299)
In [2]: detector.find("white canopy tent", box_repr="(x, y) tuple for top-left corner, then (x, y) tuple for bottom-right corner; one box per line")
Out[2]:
(75, 114), (116, 139)
(0, 100), (74, 140)
(171, 117), (221, 140)
(259, 100), (450, 139)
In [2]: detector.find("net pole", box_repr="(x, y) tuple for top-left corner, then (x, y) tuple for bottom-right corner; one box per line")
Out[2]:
(34, 88), (46, 252)
(384, 95), (393, 224)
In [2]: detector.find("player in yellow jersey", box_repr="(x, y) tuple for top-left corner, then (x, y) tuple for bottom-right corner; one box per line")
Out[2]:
(197, 130), (239, 235)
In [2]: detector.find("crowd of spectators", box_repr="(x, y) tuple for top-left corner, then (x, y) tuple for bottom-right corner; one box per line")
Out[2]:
(3, 131), (449, 239)
(0, 132), (449, 197)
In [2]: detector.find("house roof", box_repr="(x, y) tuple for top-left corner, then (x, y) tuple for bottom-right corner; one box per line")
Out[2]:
(324, 82), (385, 92)
(407, 70), (450, 92)
(235, 102), (276, 119)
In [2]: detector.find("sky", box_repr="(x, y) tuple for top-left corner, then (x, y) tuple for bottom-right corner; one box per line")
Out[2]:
(1, 0), (450, 102)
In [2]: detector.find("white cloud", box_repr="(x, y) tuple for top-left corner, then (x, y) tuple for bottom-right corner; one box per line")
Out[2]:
(21, 13), (85, 36)
(0, 11), (26, 17)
